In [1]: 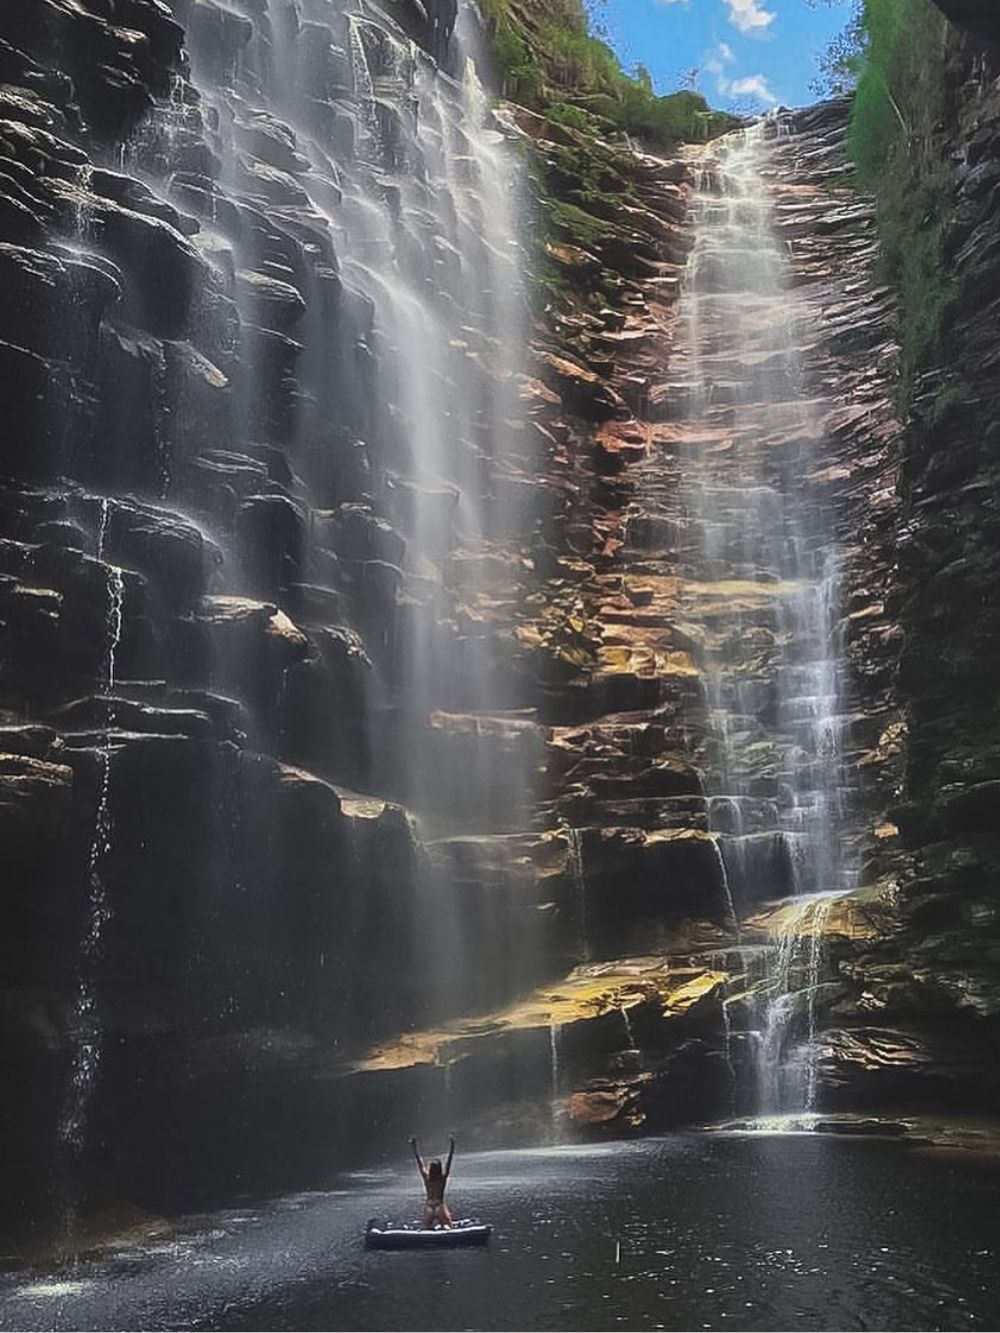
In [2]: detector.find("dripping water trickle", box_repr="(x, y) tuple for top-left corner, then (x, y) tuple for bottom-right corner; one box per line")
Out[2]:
(710, 835), (739, 937)
(710, 952), (738, 1109)
(564, 826), (589, 962)
(151, 346), (171, 499)
(620, 1005), (638, 1054)
(59, 500), (124, 1219)
(548, 1021), (562, 1137)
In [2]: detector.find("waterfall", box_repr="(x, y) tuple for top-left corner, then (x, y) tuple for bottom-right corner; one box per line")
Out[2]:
(59, 502), (124, 1185)
(754, 893), (841, 1114)
(804, 895), (837, 1112)
(677, 117), (855, 1114)
(755, 905), (805, 1113)
(240, 0), (523, 766)
(116, 0), (536, 1033)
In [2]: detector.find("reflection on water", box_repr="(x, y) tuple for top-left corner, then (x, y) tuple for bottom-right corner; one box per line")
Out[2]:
(2, 1133), (999, 1332)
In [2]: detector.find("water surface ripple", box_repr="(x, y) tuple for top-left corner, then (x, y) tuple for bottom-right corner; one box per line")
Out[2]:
(2, 1134), (997, 1331)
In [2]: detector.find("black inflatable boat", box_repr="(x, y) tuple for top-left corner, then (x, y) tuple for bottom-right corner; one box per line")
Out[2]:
(365, 1219), (492, 1250)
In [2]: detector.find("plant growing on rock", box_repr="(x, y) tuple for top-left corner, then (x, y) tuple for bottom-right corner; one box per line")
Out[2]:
(848, 0), (956, 399)
(480, 0), (733, 150)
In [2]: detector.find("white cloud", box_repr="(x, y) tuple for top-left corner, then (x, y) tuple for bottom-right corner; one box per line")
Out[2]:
(705, 54), (726, 80)
(704, 42), (778, 107)
(728, 74), (778, 103)
(724, 0), (776, 34)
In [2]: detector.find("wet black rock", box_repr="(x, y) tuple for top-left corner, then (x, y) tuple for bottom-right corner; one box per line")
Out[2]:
(87, 195), (209, 338)
(0, 0), (183, 141)
(934, 0), (1000, 43)
(0, 752), (74, 846)
(0, 243), (121, 360)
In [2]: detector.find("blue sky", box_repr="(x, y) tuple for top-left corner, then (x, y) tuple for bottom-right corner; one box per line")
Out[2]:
(584, 0), (856, 111)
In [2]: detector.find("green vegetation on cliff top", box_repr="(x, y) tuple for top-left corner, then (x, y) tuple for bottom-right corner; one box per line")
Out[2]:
(849, 0), (955, 398)
(476, 1), (739, 345)
(481, 0), (733, 149)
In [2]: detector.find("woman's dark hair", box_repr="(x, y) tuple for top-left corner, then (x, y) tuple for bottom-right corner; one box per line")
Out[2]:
(428, 1159), (443, 1179)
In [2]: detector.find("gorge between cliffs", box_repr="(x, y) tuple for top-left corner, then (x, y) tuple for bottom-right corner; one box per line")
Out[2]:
(1, 0), (1000, 1328)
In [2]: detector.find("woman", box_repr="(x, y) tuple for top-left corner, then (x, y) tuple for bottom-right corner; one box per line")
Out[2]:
(410, 1135), (455, 1229)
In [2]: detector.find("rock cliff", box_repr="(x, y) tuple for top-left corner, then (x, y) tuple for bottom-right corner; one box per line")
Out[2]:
(358, 97), (916, 1140)
(852, 14), (1000, 1085)
(933, 1), (1000, 45)
(0, 0), (534, 1237)
(1, 0), (999, 1249)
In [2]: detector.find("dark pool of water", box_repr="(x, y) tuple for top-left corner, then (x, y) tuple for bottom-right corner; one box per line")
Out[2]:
(2, 1132), (999, 1331)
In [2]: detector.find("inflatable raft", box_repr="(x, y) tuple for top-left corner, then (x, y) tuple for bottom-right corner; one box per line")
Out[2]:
(365, 1219), (492, 1250)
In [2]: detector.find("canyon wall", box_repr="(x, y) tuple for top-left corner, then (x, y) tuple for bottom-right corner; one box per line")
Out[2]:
(859, 12), (1000, 1077)
(0, 0), (538, 1237)
(1, 0), (999, 1248)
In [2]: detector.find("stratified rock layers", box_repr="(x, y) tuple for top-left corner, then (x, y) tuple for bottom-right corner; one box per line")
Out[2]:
(1, 0), (998, 1245)
(0, 0), (534, 1235)
(871, 25), (1000, 1057)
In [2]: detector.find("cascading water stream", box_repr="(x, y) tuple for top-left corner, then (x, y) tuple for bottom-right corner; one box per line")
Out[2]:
(677, 117), (856, 1115)
(346, 16), (380, 147)
(165, 0), (533, 1034)
(706, 949), (738, 1106)
(245, 0), (521, 765)
(755, 892), (843, 1114)
(804, 894), (838, 1110)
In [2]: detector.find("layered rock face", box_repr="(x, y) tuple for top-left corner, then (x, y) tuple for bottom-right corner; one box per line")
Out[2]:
(860, 24), (1000, 1077)
(0, 0), (732, 1236)
(3, 0), (998, 1249)
(0, 0), (546, 1237)
(357, 102), (915, 1139)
